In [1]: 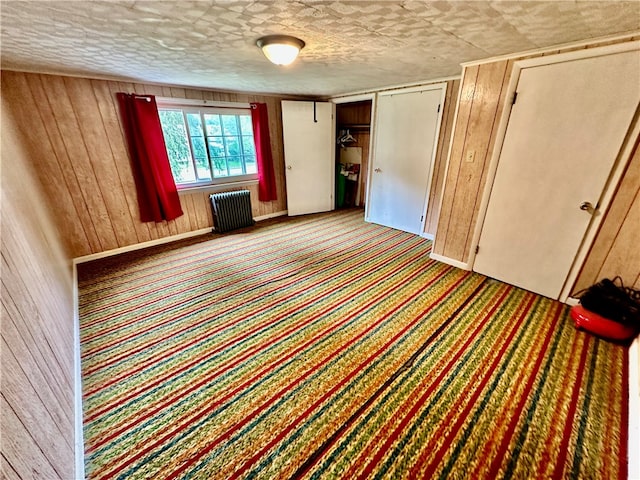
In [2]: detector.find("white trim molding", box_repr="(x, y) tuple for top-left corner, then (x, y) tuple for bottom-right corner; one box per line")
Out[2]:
(330, 93), (376, 105)
(329, 75), (462, 100)
(73, 228), (213, 264)
(564, 297), (580, 307)
(461, 32), (639, 67)
(255, 210), (288, 221)
(329, 92), (378, 220)
(73, 265), (85, 480)
(376, 82), (448, 98)
(73, 211), (289, 264)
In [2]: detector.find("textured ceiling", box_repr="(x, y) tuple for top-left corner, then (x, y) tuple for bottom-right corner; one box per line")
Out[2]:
(1, 1), (639, 96)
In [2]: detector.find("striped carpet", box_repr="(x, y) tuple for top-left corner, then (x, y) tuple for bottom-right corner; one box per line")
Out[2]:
(78, 209), (628, 479)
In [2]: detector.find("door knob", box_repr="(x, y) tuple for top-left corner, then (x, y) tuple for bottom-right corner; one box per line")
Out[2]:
(287, 165), (292, 170)
(374, 168), (381, 173)
(580, 201), (594, 213)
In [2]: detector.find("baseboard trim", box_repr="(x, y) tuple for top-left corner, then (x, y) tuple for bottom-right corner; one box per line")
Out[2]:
(564, 296), (580, 307)
(73, 212), (289, 264)
(421, 232), (435, 241)
(72, 264), (85, 480)
(630, 338), (640, 480)
(73, 228), (213, 264)
(255, 210), (288, 221)
(429, 252), (471, 270)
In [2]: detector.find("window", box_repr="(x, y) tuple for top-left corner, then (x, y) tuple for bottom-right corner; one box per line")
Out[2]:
(157, 104), (257, 188)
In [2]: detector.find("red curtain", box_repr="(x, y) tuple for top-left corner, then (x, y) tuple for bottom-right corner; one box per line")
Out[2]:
(250, 103), (278, 202)
(117, 93), (183, 222)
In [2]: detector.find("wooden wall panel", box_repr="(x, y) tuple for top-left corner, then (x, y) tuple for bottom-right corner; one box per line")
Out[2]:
(42, 75), (121, 251)
(2, 74), (95, 256)
(1, 99), (75, 478)
(433, 34), (639, 280)
(65, 77), (139, 247)
(433, 63), (510, 260)
(1, 71), (294, 258)
(425, 78), (461, 236)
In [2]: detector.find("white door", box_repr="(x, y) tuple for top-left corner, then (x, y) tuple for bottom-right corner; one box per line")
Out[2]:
(474, 48), (640, 299)
(281, 101), (335, 216)
(367, 86), (444, 234)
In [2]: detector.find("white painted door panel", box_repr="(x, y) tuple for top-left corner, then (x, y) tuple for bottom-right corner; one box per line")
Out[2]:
(368, 88), (442, 234)
(282, 101), (335, 216)
(474, 49), (640, 299)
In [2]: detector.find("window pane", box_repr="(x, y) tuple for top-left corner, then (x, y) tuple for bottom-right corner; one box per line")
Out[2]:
(227, 156), (243, 176)
(191, 136), (207, 160)
(245, 155), (257, 174)
(207, 138), (224, 158)
(160, 106), (259, 185)
(242, 135), (255, 155)
(186, 113), (203, 136)
(239, 115), (253, 134)
(204, 114), (222, 136)
(158, 109), (196, 184)
(221, 115), (238, 135)
(212, 157), (228, 177)
(195, 157), (212, 180)
(174, 163), (197, 183)
(225, 136), (241, 157)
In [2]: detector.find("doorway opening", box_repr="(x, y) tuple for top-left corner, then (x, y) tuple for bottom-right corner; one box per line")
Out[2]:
(335, 100), (372, 209)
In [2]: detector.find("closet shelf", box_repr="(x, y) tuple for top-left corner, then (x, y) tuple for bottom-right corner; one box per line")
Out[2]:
(338, 123), (370, 130)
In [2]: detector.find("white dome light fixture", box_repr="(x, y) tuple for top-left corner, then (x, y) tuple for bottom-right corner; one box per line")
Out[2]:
(257, 35), (305, 66)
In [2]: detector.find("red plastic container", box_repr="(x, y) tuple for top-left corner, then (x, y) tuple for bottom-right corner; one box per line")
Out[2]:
(570, 304), (637, 341)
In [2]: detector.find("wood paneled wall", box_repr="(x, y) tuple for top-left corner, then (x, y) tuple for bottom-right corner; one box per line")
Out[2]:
(432, 61), (512, 260)
(1, 71), (296, 258)
(425, 78), (461, 236)
(1, 98), (76, 478)
(432, 35), (640, 293)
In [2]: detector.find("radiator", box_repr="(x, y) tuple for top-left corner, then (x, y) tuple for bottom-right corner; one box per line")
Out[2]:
(209, 190), (255, 233)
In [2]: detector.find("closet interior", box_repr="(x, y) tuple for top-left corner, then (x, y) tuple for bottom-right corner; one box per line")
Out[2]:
(335, 100), (372, 208)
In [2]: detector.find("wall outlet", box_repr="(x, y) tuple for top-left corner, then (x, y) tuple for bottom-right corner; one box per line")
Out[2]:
(465, 150), (475, 163)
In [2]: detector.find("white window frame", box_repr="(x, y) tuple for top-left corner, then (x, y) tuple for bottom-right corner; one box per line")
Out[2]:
(157, 98), (259, 192)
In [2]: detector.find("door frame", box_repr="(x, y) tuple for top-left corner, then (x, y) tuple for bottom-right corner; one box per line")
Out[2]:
(468, 40), (640, 302)
(331, 93), (378, 210)
(366, 83), (448, 234)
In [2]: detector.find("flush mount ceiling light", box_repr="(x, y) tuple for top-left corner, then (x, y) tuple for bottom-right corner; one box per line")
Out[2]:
(256, 35), (305, 66)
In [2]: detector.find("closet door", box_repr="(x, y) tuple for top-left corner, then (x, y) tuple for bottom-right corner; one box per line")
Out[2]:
(367, 85), (445, 234)
(282, 101), (335, 216)
(474, 47), (640, 299)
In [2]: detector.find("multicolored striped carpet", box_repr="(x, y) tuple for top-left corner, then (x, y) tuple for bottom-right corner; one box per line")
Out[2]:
(78, 209), (628, 479)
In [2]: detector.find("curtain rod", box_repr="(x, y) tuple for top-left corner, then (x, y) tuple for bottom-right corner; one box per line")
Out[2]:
(155, 97), (250, 109)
